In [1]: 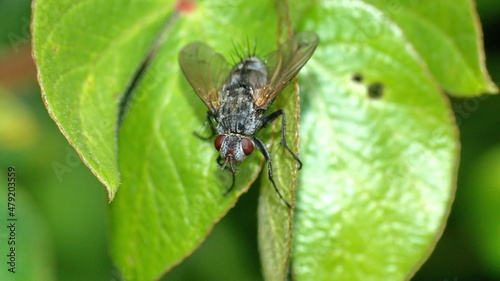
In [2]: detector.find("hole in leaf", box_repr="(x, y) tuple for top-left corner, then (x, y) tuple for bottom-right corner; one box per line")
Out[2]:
(367, 83), (384, 99)
(352, 73), (363, 83)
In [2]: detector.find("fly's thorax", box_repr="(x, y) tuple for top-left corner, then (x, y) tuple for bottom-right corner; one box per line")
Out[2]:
(214, 134), (254, 166)
(226, 56), (268, 90)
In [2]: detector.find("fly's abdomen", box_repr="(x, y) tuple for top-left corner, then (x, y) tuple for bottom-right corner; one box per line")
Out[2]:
(217, 114), (261, 135)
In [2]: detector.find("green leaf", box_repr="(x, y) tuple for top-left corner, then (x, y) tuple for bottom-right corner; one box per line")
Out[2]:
(257, 8), (303, 280)
(258, 84), (301, 281)
(32, 0), (497, 280)
(32, 0), (172, 200)
(362, 0), (498, 96)
(109, 1), (297, 280)
(292, 1), (460, 280)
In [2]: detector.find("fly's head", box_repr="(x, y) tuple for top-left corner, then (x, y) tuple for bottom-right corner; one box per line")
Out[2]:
(214, 134), (254, 171)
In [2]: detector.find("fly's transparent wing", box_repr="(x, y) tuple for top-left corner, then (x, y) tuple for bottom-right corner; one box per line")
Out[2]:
(254, 31), (319, 109)
(179, 42), (231, 112)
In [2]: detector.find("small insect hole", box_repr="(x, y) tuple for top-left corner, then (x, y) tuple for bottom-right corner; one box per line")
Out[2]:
(367, 83), (384, 99)
(352, 73), (363, 83)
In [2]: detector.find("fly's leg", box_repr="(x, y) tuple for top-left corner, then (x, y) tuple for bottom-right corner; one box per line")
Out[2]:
(194, 112), (235, 195)
(261, 109), (302, 169)
(216, 155), (224, 166)
(253, 137), (292, 209)
(223, 171), (236, 196)
(216, 156), (236, 196)
(194, 111), (217, 140)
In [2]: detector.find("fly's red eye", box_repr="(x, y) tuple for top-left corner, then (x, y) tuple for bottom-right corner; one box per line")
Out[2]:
(214, 135), (225, 151)
(241, 137), (254, 156)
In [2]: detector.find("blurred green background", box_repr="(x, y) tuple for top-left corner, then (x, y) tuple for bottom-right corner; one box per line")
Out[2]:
(0, 0), (499, 280)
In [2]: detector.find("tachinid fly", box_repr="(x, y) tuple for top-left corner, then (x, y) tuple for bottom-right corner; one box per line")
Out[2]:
(178, 32), (319, 208)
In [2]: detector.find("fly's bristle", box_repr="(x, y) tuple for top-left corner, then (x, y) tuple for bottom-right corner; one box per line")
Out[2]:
(245, 36), (260, 58)
(229, 53), (238, 67)
(252, 37), (258, 57)
(246, 36), (253, 58)
(230, 37), (261, 65)
(230, 40), (244, 63)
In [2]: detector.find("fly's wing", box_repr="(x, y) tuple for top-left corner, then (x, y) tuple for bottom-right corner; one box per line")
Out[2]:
(254, 31), (319, 109)
(179, 42), (231, 112)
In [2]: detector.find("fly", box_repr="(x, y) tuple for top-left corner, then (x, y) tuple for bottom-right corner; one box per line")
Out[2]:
(178, 32), (319, 208)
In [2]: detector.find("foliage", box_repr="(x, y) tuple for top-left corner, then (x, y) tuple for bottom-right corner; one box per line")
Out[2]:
(30, 0), (496, 280)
